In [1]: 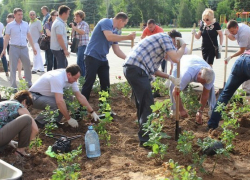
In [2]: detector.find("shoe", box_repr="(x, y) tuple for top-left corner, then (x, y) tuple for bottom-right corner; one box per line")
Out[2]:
(32, 71), (37, 74)
(37, 70), (45, 72)
(139, 141), (151, 150)
(44, 64), (47, 66)
(15, 150), (31, 157)
(35, 119), (45, 129)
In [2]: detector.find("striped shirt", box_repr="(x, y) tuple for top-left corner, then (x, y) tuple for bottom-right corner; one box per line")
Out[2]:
(124, 33), (176, 76)
(73, 21), (89, 46)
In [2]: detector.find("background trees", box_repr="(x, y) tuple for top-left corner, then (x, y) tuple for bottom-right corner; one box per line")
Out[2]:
(0, 0), (246, 28)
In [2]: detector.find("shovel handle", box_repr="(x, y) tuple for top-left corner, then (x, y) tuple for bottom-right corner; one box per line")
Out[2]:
(190, 23), (196, 54)
(223, 34), (228, 86)
(131, 39), (134, 48)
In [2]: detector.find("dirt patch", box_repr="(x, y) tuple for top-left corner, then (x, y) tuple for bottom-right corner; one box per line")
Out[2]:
(1, 91), (250, 180)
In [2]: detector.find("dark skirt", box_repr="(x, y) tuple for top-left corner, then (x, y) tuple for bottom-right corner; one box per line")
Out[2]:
(201, 46), (216, 65)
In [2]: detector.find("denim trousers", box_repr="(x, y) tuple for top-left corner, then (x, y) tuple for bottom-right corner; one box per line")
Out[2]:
(0, 37), (8, 73)
(46, 49), (57, 71)
(123, 64), (153, 142)
(77, 45), (86, 77)
(81, 56), (110, 100)
(208, 54), (250, 129)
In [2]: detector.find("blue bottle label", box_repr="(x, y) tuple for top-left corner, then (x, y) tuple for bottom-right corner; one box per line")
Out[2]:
(89, 144), (95, 151)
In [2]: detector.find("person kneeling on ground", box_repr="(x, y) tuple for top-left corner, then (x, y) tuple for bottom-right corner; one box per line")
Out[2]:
(29, 64), (99, 128)
(0, 90), (38, 157)
(124, 33), (186, 146)
(169, 55), (216, 125)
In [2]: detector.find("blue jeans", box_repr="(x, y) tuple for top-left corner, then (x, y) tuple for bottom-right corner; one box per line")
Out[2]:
(77, 45), (86, 76)
(208, 54), (250, 129)
(0, 37), (8, 73)
(46, 49), (57, 71)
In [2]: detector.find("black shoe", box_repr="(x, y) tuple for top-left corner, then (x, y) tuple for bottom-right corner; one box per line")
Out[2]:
(32, 71), (37, 74)
(35, 120), (45, 129)
(139, 141), (151, 150)
(37, 70), (44, 72)
(44, 64), (47, 66)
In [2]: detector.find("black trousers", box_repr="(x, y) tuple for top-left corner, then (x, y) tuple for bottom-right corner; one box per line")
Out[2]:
(81, 55), (110, 100)
(52, 50), (68, 68)
(123, 64), (153, 142)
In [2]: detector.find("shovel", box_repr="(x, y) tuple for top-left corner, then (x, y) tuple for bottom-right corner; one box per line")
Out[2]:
(189, 23), (196, 54)
(175, 41), (182, 141)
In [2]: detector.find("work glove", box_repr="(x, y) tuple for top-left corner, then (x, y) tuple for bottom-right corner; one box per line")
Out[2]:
(8, 140), (18, 148)
(175, 37), (186, 46)
(191, 29), (196, 34)
(169, 75), (180, 88)
(68, 118), (79, 128)
(165, 79), (171, 88)
(219, 45), (222, 53)
(224, 56), (231, 64)
(224, 29), (230, 36)
(91, 111), (100, 122)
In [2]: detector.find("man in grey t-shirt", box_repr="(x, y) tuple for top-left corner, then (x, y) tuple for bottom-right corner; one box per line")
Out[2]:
(29, 11), (44, 73)
(50, 5), (70, 68)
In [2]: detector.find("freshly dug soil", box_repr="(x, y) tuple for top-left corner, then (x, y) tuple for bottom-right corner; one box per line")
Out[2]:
(1, 91), (250, 180)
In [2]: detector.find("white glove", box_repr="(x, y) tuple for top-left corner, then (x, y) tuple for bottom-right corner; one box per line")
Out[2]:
(224, 56), (231, 64)
(191, 29), (196, 34)
(208, 109), (212, 118)
(175, 37), (186, 46)
(219, 45), (222, 53)
(224, 29), (230, 36)
(68, 118), (79, 128)
(168, 75), (180, 88)
(91, 111), (100, 122)
(165, 79), (171, 88)
(8, 140), (18, 148)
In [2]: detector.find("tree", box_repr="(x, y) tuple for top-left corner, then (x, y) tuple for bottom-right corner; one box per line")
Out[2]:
(177, 1), (192, 27)
(235, 0), (250, 11)
(83, 0), (101, 24)
(107, 3), (114, 18)
(196, 2), (206, 23)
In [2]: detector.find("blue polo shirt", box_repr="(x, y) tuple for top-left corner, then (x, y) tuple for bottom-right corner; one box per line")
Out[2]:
(84, 18), (119, 61)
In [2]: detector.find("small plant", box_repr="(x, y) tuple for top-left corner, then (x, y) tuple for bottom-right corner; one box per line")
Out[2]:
(92, 76), (100, 93)
(180, 85), (201, 116)
(78, 76), (85, 89)
(143, 100), (172, 162)
(115, 76), (132, 98)
(162, 159), (202, 180)
(177, 131), (195, 156)
(0, 86), (15, 99)
(17, 79), (28, 91)
(151, 77), (169, 96)
(52, 146), (82, 180)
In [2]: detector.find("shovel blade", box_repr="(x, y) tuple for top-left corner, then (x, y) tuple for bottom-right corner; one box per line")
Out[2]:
(175, 125), (181, 141)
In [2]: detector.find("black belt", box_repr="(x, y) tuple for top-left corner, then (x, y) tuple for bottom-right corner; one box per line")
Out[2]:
(30, 91), (42, 96)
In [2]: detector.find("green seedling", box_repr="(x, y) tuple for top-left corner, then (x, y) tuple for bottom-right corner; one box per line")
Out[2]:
(151, 77), (169, 96)
(0, 86), (15, 100)
(177, 130), (195, 156)
(17, 79), (28, 91)
(115, 76), (132, 98)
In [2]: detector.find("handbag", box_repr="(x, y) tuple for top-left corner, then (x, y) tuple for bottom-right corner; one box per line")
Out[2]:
(70, 31), (79, 53)
(38, 34), (50, 50)
(206, 29), (221, 59)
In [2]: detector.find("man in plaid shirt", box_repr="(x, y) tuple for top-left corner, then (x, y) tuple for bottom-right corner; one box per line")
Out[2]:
(71, 10), (89, 76)
(124, 33), (186, 146)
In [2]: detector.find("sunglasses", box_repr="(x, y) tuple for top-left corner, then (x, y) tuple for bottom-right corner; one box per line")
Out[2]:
(30, 14), (35, 16)
(203, 19), (209, 21)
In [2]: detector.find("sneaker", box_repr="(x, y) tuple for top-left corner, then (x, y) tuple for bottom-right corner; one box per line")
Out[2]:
(32, 71), (37, 74)
(37, 70), (45, 72)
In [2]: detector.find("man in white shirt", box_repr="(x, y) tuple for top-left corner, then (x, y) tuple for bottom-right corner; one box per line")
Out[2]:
(29, 64), (99, 128)
(29, 11), (44, 74)
(0, 8), (37, 89)
(170, 55), (216, 125)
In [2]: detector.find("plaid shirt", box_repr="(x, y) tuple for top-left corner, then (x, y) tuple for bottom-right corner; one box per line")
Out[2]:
(73, 21), (89, 46)
(124, 33), (176, 76)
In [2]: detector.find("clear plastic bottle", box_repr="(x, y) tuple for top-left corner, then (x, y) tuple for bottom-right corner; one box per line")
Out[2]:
(85, 125), (101, 158)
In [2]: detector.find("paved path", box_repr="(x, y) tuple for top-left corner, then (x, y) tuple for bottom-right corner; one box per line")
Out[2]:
(0, 32), (240, 90)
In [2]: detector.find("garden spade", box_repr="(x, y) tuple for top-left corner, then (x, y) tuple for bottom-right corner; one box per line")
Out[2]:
(190, 23), (196, 54)
(175, 40), (182, 141)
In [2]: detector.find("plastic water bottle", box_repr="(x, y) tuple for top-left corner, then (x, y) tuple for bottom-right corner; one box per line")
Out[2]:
(85, 125), (101, 158)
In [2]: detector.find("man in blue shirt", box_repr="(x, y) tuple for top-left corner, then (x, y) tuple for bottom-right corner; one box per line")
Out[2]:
(81, 12), (136, 100)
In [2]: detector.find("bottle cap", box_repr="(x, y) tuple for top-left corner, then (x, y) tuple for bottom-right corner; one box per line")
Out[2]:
(88, 125), (93, 130)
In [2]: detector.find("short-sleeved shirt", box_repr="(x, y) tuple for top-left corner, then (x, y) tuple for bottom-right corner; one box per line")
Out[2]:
(45, 21), (53, 32)
(0, 100), (24, 129)
(73, 21), (89, 46)
(200, 22), (221, 48)
(0, 22), (4, 38)
(233, 23), (250, 51)
(174, 55), (214, 91)
(84, 18), (120, 61)
(124, 33), (176, 76)
(29, 69), (79, 96)
(29, 19), (42, 43)
(50, 17), (67, 51)
(142, 25), (164, 37)
(5, 20), (30, 46)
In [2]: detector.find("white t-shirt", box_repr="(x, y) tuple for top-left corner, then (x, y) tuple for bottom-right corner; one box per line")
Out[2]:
(173, 55), (214, 91)
(0, 22), (4, 38)
(29, 69), (79, 96)
(234, 23), (250, 51)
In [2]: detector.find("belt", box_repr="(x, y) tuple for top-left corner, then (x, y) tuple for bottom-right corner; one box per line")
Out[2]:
(10, 45), (27, 49)
(30, 91), (42, 96)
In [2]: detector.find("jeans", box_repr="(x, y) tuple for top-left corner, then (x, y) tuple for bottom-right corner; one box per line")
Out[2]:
(46, 49), (57, 71)
(77, 45), (86, 76)
(123, 64), (152, 142)
(208, 54), (250, 129)
(52, 50), (68, 68)
(81, 56), (110, 100)
(0, 37), (8, 73)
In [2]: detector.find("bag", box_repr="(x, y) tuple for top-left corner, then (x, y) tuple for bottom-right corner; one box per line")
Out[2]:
(38, 34), (50, 50)
(70, 31), (79, 53)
